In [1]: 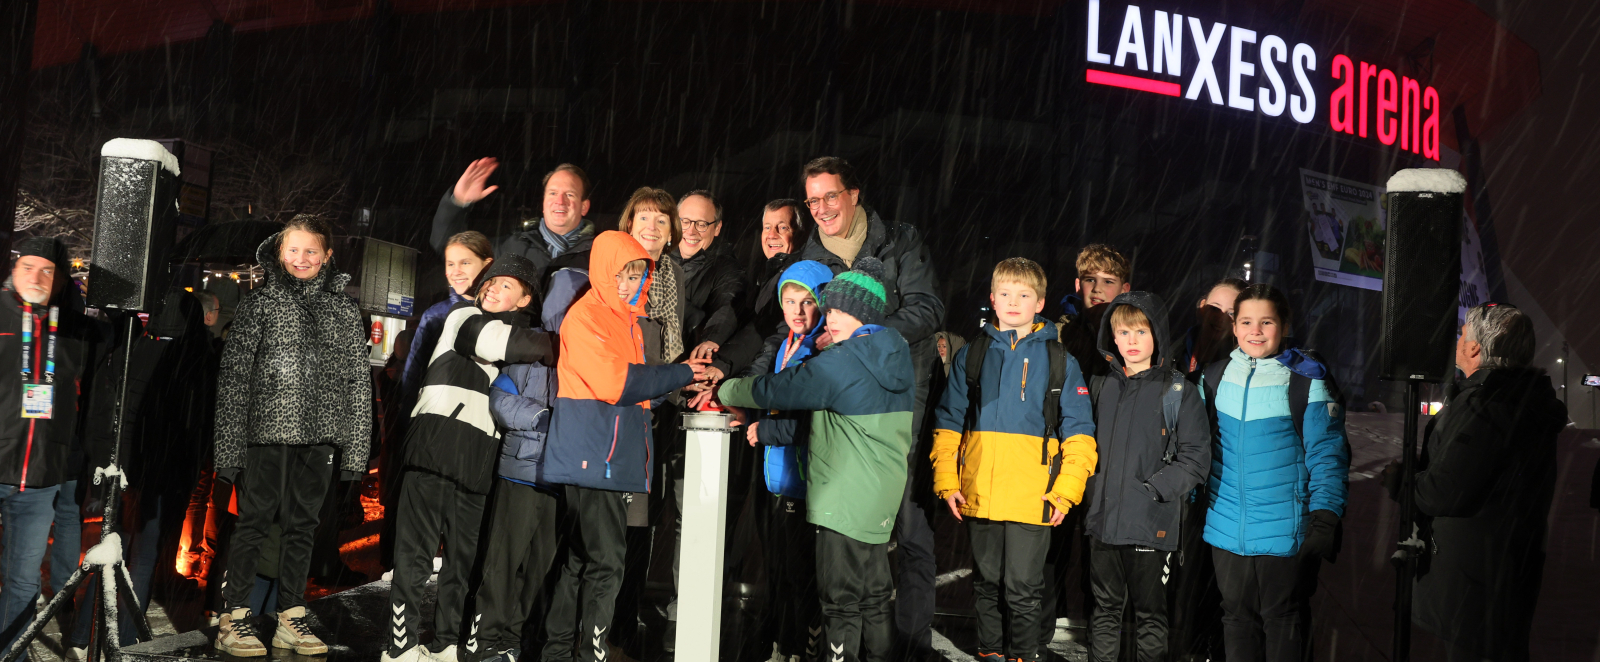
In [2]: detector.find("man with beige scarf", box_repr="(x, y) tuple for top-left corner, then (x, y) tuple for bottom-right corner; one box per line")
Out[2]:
(793, 156), (946, 662)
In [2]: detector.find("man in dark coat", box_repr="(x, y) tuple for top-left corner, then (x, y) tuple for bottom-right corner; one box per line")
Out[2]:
(1, 237), (105, 661)
(1384, 303), (1566, 662)
(794, 156), (946, 659)
(431, 159), (596, 292)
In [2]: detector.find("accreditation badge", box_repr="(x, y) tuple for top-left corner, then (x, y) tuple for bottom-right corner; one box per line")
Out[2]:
(21, 383), (53, 419)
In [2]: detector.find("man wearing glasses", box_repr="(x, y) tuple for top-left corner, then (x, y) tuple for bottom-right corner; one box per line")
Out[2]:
(794, 156), (946, 662)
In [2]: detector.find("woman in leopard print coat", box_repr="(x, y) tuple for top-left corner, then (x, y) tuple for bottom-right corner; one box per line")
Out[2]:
(211, 218), (371, 655)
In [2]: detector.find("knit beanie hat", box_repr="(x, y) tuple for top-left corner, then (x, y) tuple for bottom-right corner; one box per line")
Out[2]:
(474, 253), (543, 306)
(820, 256), (889, 326)
(16, 236), (68, 268)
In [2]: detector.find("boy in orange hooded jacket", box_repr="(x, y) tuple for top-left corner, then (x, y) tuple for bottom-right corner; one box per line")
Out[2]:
(539, 231), (707, 662)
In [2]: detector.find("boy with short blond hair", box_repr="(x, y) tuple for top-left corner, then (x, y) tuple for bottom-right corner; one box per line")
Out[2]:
(931, 257), (1098, 661)
(1083, 291), (1211, 662)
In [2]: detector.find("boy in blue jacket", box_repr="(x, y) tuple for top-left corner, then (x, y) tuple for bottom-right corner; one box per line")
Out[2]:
(465, 268), (586, 662)
(1201, 284), (1348, 662)
(741, 260), (832, 662)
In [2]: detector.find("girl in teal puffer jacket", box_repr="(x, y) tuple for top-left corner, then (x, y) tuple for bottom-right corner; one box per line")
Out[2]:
(1200, 284), (1349, 662)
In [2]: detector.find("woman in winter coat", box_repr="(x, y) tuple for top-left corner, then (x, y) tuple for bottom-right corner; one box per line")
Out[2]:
(212, 218), (372, 657)
(387, 254), (555, 662)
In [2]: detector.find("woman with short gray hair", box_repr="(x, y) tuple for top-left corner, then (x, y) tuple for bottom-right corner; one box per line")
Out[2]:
(1385, 302), (1566, 661)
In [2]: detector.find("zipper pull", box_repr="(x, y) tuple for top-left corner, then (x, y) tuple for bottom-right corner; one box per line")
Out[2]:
(1021, 358), (1029, 401)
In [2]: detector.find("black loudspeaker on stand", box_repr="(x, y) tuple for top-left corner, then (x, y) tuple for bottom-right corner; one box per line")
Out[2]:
(1379, 167), (1464, 662)
(0, 139), (178, 662)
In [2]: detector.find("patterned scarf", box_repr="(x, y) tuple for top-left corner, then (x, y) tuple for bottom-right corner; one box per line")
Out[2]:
(648, 259), (683, 363)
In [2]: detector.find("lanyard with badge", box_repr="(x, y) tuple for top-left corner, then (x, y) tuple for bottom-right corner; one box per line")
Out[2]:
(20, 302), (58, 419)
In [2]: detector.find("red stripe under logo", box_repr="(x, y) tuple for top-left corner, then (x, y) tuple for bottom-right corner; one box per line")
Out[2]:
(1086, 69), (1182, 97)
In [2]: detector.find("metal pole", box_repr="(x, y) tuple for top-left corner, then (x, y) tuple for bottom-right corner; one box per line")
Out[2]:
(1392, 379), (1423, 662)
(676, 411), (735, 660)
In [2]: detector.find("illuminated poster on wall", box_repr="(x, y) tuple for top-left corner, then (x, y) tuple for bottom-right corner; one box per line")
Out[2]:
(1300, 168), (1385, 291)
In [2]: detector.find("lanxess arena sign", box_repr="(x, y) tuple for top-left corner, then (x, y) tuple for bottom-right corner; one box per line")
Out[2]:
(1085, 0), (1441, 161)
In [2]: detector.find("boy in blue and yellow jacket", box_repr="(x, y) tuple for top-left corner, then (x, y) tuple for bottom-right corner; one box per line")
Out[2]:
(930, 258), (1097, 662)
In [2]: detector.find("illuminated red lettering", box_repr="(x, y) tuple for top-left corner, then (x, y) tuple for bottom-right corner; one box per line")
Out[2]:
(1422, 86), (1440, 160)
(1358, 61), (1377, 138)
(1377, 69), (1398, 146)
(1330, 54), (1354, 134)
(1401, 76), (1422, 153)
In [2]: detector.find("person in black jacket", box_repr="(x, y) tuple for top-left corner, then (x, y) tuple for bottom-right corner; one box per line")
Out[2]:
(431, 159), (595, 293)
(68, 290), (218, 649)
(388, 255), (555, 662)
(1, 237), (105, 662)
(1382, 303), (1566, 662)
(710, 199), (806, 380)
(1084, 292), (1211, 662)
(795, 156), (946, 659)
(212, 219), (372, 657)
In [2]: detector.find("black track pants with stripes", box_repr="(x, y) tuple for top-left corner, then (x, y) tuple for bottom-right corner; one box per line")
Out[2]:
(389, 470), (487, 657)
(816, 526), (893, 662)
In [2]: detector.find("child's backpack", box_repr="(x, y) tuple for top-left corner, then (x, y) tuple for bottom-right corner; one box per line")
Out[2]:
(963, 333), (1083, 524)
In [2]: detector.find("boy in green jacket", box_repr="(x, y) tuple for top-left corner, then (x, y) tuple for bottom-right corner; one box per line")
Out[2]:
(718, 257), (914, 662)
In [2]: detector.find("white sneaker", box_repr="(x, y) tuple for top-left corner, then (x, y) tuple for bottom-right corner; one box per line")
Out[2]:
(271, 605), (329, 655)
(382, 646), (425, 662)
(426, 644), (458, 662)
(65, 647), (88, 662)
(216, 607), (268, 657)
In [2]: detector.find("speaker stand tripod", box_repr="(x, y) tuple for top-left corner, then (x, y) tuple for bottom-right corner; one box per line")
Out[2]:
(1390, 378), (1426, 662)
(1, 313), (154, 662)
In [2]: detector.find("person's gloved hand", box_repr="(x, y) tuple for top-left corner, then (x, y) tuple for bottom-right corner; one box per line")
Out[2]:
(1380, 461), (1403, 502)
(341, 470), (361, 482)
(216, 467), (241, 485)
(1298, 509), (1340, 560)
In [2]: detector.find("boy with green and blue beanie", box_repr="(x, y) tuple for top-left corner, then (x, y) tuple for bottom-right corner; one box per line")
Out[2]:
(718, 257), (913, 662)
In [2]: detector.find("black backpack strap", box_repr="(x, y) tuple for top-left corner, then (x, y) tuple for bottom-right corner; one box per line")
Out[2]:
(1161, 369), (1186, 464)
(1201, 356), (1230, 441)
(1041, 338), (1069, 522)
(1289, 372), (1310, 441)
(964, 334), (991, 435)
(1043, 339), (1067, 462)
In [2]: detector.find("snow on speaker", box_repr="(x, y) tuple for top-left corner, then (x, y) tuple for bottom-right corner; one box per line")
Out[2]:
(1380, 168), (1465, 383)
(87, 139), (181, 312)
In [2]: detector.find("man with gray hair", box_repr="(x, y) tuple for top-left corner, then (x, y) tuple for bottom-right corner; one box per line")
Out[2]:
(1383, 303), (1567, 662)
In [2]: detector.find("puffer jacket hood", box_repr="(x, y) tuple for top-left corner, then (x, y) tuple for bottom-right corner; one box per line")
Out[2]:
(586, 231), (651, 323)
(1098, 291), (1173, 371)
(1083, 292), (1212, 550)
(773, 260), (834, 371)
(851, 324), (915, 394)
(254, 233), (350, 298)
(213, 233), (371, 472)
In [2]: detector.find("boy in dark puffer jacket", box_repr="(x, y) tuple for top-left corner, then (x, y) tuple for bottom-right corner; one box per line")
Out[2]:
(387, 255), (556, 662)
(464, 267), (587, 662)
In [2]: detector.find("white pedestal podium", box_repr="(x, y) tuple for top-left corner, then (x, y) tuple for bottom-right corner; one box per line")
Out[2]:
(675, 411), (736, 660)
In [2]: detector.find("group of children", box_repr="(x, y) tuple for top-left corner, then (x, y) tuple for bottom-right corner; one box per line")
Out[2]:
(923, 247), (1349, 662)
(209, 223), (1348, 662)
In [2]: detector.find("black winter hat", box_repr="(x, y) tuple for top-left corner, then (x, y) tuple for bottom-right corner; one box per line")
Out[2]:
(820, 256), (889, 326)
(15, 236), (69, 268)
(475, 254), (543, 304)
